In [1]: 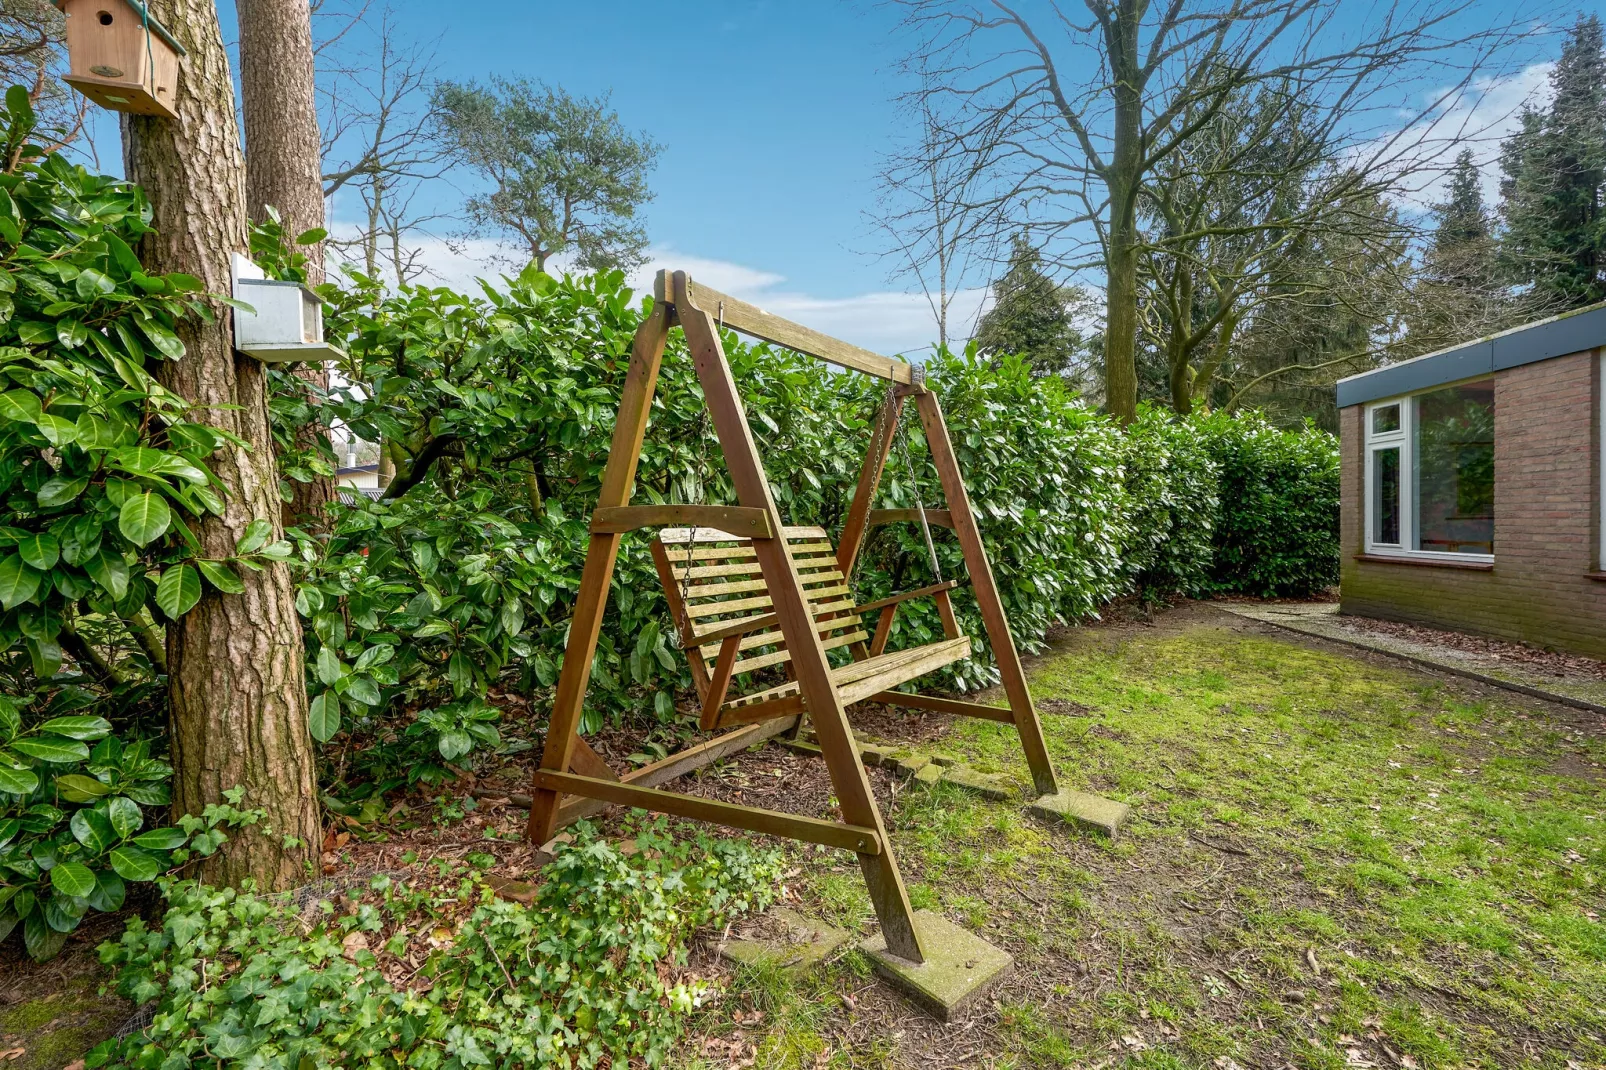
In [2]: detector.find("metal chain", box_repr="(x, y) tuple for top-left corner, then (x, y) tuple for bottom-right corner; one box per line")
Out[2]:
(891, 382), (943, 583)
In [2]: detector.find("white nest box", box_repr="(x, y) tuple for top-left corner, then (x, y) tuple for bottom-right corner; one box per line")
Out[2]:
(55, 0), (185, 120)
(231, 255), (346, 364)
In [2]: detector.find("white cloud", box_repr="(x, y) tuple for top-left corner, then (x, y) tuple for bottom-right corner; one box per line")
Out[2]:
(1366, 62), (1553, 210)
(629, 247), (989, 357)
(325, 225), (985, 358)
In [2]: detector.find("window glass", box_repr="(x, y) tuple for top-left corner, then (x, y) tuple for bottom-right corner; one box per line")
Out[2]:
(1372, 404), (1400, 434)
(1373, 447), (1400, 545)
(1413, 381), (1494, 554)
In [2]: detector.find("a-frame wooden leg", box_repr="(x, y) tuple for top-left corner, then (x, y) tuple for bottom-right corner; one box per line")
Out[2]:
(527, 306), (673, 843)
(837, 391), (901, 579)
(677, 273), (926, 963)
(915, 389), (1060, 798)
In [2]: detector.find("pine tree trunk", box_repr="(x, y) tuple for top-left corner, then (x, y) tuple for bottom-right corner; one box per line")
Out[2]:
(238, 0), (336, 528)
(122, 0), (321, 890)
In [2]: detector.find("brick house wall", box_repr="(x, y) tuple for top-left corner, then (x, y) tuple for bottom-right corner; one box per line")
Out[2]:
(1339, 348), (1606, 658)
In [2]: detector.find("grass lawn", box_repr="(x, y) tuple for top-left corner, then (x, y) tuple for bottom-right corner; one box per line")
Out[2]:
(677, 605), (1606, 1069)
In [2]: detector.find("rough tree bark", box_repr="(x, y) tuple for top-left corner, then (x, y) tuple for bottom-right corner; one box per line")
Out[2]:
(238, 0), (336, 527)
(121, 0), (321, 889)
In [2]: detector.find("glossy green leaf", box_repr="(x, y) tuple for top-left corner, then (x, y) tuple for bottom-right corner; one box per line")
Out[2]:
(106, 796), (142, 840)
(118, 493), (173, 547)
(137, 319), (185, 359)
(343, 674), (381, 707)
(37, 716), (111, 741)
(70, 808), (114, 853)
(36, 475), (88, 508)
(0, 555), (41, 610)
(308, 691), (340, 743)
(132, 827), (186, 850)
(315, 646), (342, 686)
(235, 518), (272, 555)
(16, 532), (58, 570)
(49, 861), (95, 899)
(0, 389), (40, 423)
(108, 845), (161, 882)
(0, 764), (38, 795)
(84, 550), (129, 601)
(53, 773), (111, 803)
(196, 559), (245, 594)
(11, 735), (90, 763)
(154, 564), (201, 619)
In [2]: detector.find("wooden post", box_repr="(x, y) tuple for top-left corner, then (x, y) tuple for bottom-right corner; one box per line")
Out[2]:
(526, 306), (673, 842)
(914, 390), (1060, 798)
(676, 272), (926, 963)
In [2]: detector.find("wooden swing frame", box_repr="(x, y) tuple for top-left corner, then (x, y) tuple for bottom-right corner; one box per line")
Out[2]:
(525, 270), (1059, 963)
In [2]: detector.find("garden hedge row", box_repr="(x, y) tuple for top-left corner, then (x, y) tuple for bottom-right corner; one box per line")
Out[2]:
(309, 270), (1339, 759)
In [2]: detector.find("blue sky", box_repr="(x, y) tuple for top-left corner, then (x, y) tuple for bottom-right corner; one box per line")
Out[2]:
(73, 1), (1573, 355)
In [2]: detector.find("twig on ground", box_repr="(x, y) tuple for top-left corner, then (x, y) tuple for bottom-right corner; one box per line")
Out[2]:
(1190, 832), (1252, 857)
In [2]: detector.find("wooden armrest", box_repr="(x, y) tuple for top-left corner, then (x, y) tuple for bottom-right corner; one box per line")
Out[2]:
(684, 611), (780, 649)
(852, 579), (962, 617)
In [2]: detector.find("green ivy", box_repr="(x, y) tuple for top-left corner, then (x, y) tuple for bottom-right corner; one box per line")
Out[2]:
(90, 823), (782, 1069)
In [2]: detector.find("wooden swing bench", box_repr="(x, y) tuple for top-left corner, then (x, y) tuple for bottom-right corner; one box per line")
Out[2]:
(526, 270), (1062, 968)
(653, 524), (970, 730)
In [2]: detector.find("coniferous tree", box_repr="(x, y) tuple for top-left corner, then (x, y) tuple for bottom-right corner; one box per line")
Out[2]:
(1430, 151), (1497, 286)
(973, 234), (1089, 379)
(1499, 15), (1606, 308)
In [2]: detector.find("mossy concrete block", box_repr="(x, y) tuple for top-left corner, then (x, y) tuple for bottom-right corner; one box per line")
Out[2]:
(718, 907), (849, 973)
(913, 761), (944, 786)
(1029, 789), (1132, 838)
(857, 742), (894, 767)
(860, 910), (1013, 1020)
(895, 754), (932, 777)
(941, 765), (1010, 801)
(781, 738), (823, 758)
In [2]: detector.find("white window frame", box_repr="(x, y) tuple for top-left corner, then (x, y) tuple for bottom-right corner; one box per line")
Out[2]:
(1363, 379), (1495, 565)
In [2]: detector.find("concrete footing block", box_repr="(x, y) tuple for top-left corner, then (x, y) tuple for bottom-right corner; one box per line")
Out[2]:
(860, 910), (1013, 1020)
(941, 765), (1010, 801)
(717, 907), (849, 973)
(1029, 789), (1132, 838)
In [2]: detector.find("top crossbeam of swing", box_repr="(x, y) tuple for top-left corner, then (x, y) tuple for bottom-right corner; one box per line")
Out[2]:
(653, 269), (916, 385)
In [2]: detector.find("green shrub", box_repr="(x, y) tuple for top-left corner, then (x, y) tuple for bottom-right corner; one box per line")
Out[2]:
(90, 823), (782, 1069)
(1123, 406), (1220, 597)
(270, 266), (1343, 774)
(1198, 410), (1341, 597)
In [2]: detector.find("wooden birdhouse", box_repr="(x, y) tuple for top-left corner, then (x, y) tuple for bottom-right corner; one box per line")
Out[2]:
(230, 255), (346, 364)
(54, 0), (185, 120)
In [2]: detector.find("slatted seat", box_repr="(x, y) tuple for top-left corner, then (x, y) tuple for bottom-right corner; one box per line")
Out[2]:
(652, 525), (971, 729)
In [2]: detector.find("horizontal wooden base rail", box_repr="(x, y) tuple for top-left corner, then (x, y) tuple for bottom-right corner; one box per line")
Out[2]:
(866, 508), (954, 530)
(533, 770), (883, 855)
(478, 716), (800, 824)
(591, 505), (773, 539)
(870, 691), (1016, 724)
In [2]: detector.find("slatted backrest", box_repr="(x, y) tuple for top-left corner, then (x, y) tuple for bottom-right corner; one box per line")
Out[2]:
(652, 526), (868, 696)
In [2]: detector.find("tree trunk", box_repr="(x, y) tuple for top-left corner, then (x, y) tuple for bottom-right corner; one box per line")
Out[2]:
(1168, 339), (1194, 416)
(121, 0), (321, 890)
(1101, 0), (1144, 426)
(1104, 207), (1140, 424)
(238, 0), (336, 528)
